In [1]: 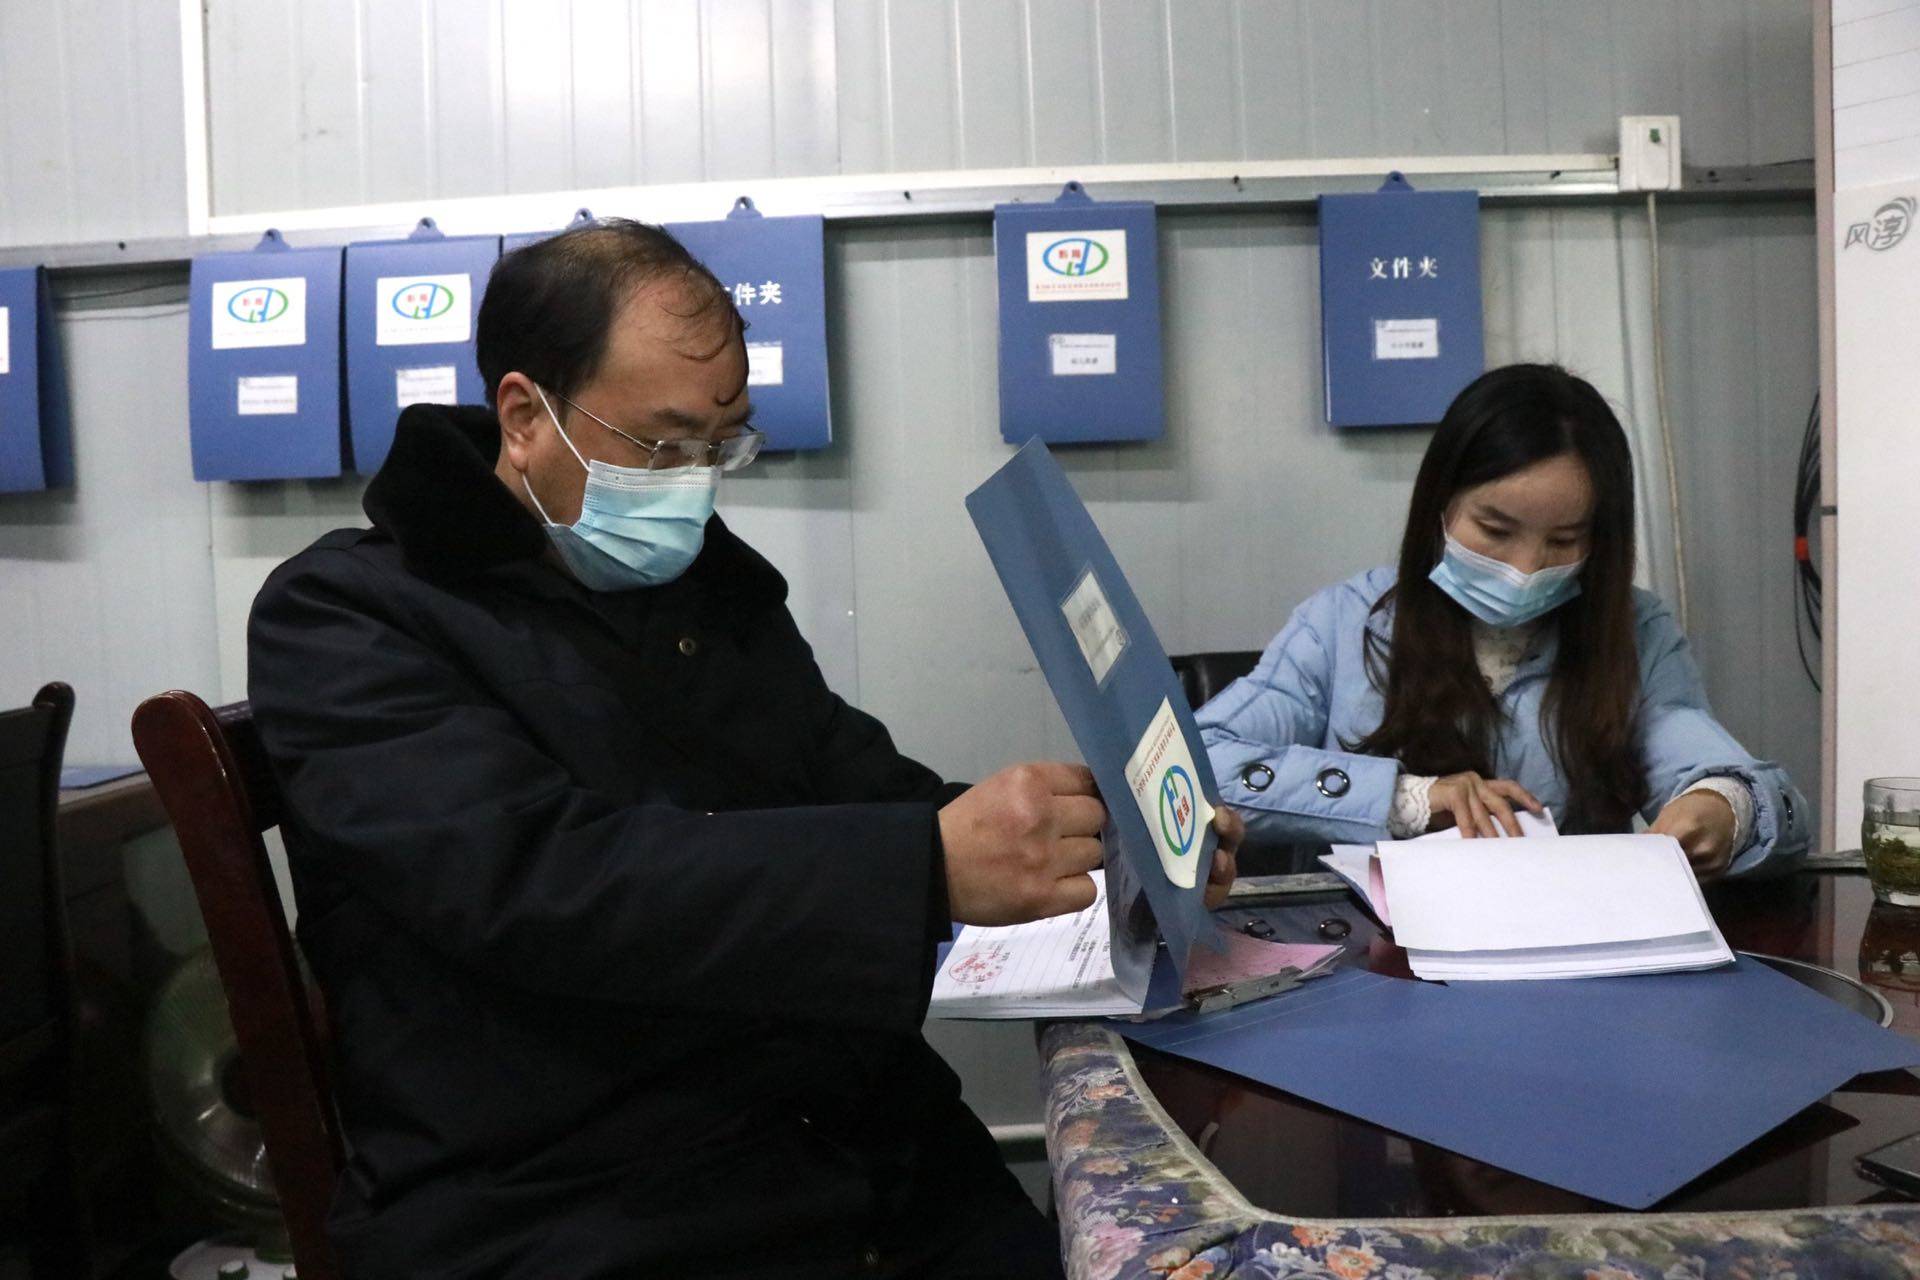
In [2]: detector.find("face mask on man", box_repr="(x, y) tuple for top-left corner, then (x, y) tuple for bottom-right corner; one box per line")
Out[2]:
(519, 386), (717, 591)
(1428, 528), (1586, 628)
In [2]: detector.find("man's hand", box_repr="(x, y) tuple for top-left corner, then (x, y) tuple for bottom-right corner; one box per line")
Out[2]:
(1650, 790), (1737, 880)
(1205, 807), (1243, 910)
(1429, 771), (1543, 838)
(940, 763), (1107, 925)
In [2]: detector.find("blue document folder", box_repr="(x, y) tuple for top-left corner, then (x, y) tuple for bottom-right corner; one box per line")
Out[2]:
(994, 184), (1164, 444)
(0, 266), (72, 492)
(343, 218), (498, 473)
(188, 230), (345, 481)
(966, 439), (1218, 983)
(1319, 174), (1484, 428)
(1122, 957), (1920, 1208)
(667, 201), (832, 452)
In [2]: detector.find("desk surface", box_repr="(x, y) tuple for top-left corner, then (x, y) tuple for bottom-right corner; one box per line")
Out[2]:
(1132, 868), (1920, 1217)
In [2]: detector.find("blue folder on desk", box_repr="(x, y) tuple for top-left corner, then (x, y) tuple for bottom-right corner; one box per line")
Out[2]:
(966, 439), (1218, 985)
(1123, 957), (1920, 1208)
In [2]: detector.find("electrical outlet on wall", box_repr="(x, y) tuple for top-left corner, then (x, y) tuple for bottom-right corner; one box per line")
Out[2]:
(1618, 115), (1682, 192)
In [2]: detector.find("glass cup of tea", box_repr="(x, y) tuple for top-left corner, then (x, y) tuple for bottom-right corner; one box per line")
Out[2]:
(1863, 778), (1920, 907)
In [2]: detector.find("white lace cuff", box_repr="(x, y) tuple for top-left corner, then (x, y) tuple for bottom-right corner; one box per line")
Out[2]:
(1388, 773), (1437, 839)
(1680, 776), (1756, 852)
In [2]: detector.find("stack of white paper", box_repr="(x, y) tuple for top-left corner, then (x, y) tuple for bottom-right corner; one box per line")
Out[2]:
(930, 871), (1148, 1018)
(1322, 809), (1560, 922)
(1378, 833), (1733, 980)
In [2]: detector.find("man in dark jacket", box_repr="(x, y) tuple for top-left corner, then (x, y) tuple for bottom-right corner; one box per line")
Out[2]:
(248, 219), (1239, 1278)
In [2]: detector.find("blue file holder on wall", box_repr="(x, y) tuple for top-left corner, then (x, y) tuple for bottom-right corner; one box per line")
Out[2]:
(344, 217), (499, 472)
(993, 183), (1163, 444)
(667, 198), (832, 452)
(0, 267), (72, 493)
(1318, 173), (1484, 428)
(187, 229), (345, 481)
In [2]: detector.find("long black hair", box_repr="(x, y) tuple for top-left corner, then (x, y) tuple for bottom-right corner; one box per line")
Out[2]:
(1348, 363), (1648, 831)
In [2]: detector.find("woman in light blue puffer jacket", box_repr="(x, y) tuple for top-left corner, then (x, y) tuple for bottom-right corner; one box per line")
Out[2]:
(1199, 364), (1808, 879)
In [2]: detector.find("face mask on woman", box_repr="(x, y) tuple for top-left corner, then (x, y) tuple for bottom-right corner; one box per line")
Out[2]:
(1429, 530), (1586, 628)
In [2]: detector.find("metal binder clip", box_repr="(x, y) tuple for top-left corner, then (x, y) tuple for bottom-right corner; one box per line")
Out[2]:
(1188, 967), (1301, 1015)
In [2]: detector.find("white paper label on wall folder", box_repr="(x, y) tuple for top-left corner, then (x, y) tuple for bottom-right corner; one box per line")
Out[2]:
(236, 375), (299, 416)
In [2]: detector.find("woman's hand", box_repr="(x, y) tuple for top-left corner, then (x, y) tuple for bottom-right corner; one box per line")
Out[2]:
(1650, 791), (1737, 880)
(1429, 771), (1544, 838)
(1205, 807), (1243, 910)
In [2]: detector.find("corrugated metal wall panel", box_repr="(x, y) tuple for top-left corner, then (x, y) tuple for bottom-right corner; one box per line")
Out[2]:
(0, 304), (219, 764)
(1094, 1), (1175, 163)
(1657, 201), (1822, 808)
(429, 1), (512, 198)
(0, 0), (188, 245)
(205, 0), (293, 216)
(0, 0), (1814, 235)
(1024, 1), (1106, 165)
(203, 0), (841, 212)
(953, 0), (1033, 168)
(1234, 2), (1311, 159)
(1166, 0), (1239, 160)
(1832, 0), (1920, 188)
(635, 2), (707, 182)
(568, 0), (639, 192)
(883, 0), (964, 170)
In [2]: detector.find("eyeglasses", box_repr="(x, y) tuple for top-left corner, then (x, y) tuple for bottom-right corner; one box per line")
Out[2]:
(555, 392), (765, 472)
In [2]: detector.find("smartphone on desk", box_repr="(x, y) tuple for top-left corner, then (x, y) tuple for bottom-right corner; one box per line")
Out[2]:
(1857, 1131), (1920, 1197)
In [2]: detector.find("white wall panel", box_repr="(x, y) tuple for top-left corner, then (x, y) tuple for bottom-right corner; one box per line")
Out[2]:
(0, 0), (1816, 240)
(1832, 0), (1920, 187)
(569, 0), (640, 192)
(637, 0), (709, 182)
(1835, 176), (1920, 841)
(1647, 202), (1822, 808)
(881, 0), (964, 170)
(205, 0), (840, 214)
(1094, 1), (1174, 164)
(0, 304), (217, 764)
(0, 0), (188, 245)
(1023, 0), (1104, 166)
(1166, 0), (1239, 160)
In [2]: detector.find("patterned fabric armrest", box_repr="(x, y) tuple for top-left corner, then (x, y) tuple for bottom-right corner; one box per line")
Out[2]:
(1042, 1021), (1920, 1280)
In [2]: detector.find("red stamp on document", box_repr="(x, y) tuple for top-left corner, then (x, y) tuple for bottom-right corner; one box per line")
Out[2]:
(948, 952), (1005, 985)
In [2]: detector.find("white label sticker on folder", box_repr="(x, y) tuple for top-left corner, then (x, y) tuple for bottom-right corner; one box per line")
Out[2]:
(1124, 697), (1212, 890)
(394, 364), (458, 408)
(376, 273), (471, 347)
(1049, 333), (1116, 376)
(1374, 317), (1440, 360)
(0, 307), (9, 375)
(1061, 568), (1127, 685)
(746, 341), (785, 386)
(236, 375), (298, 416)
(212, 277), (308, 350)
(1026, 229), (1130, 302)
